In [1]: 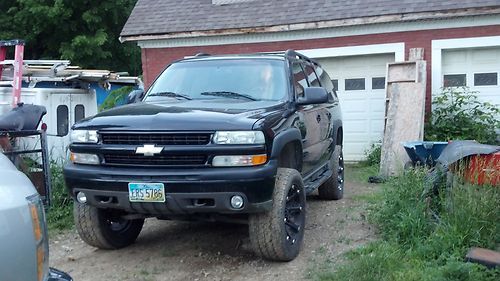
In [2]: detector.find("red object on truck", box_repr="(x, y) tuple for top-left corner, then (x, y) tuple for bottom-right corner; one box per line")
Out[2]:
(464, 152), (500, 186)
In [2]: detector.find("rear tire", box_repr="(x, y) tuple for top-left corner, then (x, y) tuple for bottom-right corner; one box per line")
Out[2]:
(318, 145), (344, 200)
(249, 168), (306, 261)
(74, 201), (144, 249)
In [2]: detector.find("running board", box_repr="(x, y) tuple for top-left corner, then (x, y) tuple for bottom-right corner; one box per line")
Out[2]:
(303, 163), (332, 194)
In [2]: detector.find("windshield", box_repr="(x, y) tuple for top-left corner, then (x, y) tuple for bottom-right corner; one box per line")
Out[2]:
(144, 59), (287, 102)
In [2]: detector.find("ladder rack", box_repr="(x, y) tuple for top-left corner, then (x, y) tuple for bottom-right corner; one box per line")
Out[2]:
(0, 39), (24, 107)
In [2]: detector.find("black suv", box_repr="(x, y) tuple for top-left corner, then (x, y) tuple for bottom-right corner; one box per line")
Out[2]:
(64, 50), (344, 261)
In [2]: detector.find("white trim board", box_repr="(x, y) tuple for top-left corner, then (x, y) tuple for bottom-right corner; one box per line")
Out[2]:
(137, 15), (500, 49)
(298, 43), (405, 62)
(431, 36), (500, 96)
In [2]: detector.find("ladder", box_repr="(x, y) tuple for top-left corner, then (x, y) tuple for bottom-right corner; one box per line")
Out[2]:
(0, 39), (25, 107)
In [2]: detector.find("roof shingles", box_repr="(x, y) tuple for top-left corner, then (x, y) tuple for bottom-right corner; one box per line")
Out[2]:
(121, 0), (500, 37)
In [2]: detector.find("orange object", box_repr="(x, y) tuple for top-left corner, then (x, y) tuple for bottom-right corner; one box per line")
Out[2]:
(463, 152), (500, 186)
(251, 154), (268, 166)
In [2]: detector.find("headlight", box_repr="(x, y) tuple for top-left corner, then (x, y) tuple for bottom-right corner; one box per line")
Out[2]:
(70, 152), (100, 165)
(70, 130), (98, 143)
(212, 154), (267, 167)
(213, 131), (265, 145)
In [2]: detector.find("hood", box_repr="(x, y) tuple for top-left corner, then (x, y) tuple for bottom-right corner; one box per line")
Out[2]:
(75, 99), (287, 131)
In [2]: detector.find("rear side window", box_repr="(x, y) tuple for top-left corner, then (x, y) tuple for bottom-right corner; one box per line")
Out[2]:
(57, 105), (69, 137)
(315, 65), (336, 101)
(292, 62), (308, 98)
(303, 63), (321, 87)
(75, 104), (85, 122)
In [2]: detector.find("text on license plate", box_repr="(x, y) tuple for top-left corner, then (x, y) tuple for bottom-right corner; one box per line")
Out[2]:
(128, 183), (165, 202)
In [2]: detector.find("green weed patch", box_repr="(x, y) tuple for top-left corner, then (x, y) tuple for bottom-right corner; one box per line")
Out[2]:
(46, 165), (73, 233)
(312, 168), (500, 281)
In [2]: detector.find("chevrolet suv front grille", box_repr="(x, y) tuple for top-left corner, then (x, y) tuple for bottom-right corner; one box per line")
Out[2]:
(100, 133), (211, 146)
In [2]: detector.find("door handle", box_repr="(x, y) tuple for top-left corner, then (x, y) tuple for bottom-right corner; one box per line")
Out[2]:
(316, 115), (321, 123)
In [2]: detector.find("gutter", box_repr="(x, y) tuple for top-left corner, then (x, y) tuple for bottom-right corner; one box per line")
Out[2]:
(119, 7), (500, 43)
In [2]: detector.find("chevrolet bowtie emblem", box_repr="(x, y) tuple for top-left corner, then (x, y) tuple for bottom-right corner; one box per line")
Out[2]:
(135, 144), (163, 156)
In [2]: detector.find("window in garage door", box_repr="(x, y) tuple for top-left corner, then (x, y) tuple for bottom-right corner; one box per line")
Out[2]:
(474, 72), (498, 86)
(372, 77), (386, 89)
(443, 74), (467, 87)
(345, 78), (365, 91)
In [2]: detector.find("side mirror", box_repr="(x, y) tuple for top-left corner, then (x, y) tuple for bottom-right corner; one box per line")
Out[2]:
(126, 89), (145, 104)
(296, 87), (329, 106)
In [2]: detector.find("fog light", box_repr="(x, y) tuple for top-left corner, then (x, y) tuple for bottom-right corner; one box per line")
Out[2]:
(76, 192), (87, 204)
(230, 195), (244, 209)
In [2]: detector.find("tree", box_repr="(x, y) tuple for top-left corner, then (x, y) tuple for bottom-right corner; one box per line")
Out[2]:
(0, 0), (141, 75)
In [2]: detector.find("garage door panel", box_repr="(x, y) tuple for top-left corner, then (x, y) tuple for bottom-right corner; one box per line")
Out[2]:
(339, 97), (370, 111)
(471, 48), (499, 62)
(317, 53), (394, 161)
(344, 120), (368, 134)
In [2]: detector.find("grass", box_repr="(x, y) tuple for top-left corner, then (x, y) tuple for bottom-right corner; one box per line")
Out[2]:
(345, 163), (379, 184)
(311, 167), (500, 281)
(46, 164), (74, 233)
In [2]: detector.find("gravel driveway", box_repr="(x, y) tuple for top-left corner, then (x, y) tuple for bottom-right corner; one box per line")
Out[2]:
(50, 167), (378, 281)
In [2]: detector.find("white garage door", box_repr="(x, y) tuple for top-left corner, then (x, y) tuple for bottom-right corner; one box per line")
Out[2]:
(442, 47), (500, 106)
(317, 54), (394, 161)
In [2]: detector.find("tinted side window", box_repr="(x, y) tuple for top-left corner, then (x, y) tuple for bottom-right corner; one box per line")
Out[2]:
(57, 105), (69, 137)
(303, 63), (321, 87)
(75, 104), (85, 122)
(292, 62), (308, 98)
(332, 79), (338, 91)
(315, 65), (336, 101)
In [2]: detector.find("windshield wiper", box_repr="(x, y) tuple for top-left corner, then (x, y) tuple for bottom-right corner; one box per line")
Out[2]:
(200, 91), (258, 101)
(148, 91), (192, 100)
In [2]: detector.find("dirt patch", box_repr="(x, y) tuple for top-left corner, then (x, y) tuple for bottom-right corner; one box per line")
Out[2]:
(50, 168), (379, 281)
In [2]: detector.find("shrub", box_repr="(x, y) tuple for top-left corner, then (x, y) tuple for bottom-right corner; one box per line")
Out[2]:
(46, 164), (73, 232)
(363, 143), (382, 167)
(425, 87), (499, 144)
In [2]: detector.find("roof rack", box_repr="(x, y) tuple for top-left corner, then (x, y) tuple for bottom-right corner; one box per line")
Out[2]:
(284, 49), (318, 65)
(194, 53), (211, 57)
(183, 50), (319, 65)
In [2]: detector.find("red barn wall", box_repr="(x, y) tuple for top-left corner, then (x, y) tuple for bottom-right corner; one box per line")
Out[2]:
(140, 25), (500, 112)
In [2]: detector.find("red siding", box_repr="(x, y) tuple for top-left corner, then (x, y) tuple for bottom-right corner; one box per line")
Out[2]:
(141, 25), (500, 112)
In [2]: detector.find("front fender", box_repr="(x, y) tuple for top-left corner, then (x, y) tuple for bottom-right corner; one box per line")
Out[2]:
(270, 128), (302, 159)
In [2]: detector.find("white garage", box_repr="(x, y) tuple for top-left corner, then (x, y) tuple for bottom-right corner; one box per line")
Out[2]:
(316, 53), (395, 161)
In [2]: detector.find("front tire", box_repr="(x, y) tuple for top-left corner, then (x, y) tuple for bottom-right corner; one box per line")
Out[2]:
(249, 168), (306, 261)
(74, 202), (144, 249)
(318, 145), (344, 200)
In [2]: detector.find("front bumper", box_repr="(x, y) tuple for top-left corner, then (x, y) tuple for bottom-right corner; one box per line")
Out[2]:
(48, 268), (72, 281)
(63, 160), (278, 215)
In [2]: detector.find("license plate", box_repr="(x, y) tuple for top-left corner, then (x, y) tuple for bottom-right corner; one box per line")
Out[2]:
(128, 183), (165, 202)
